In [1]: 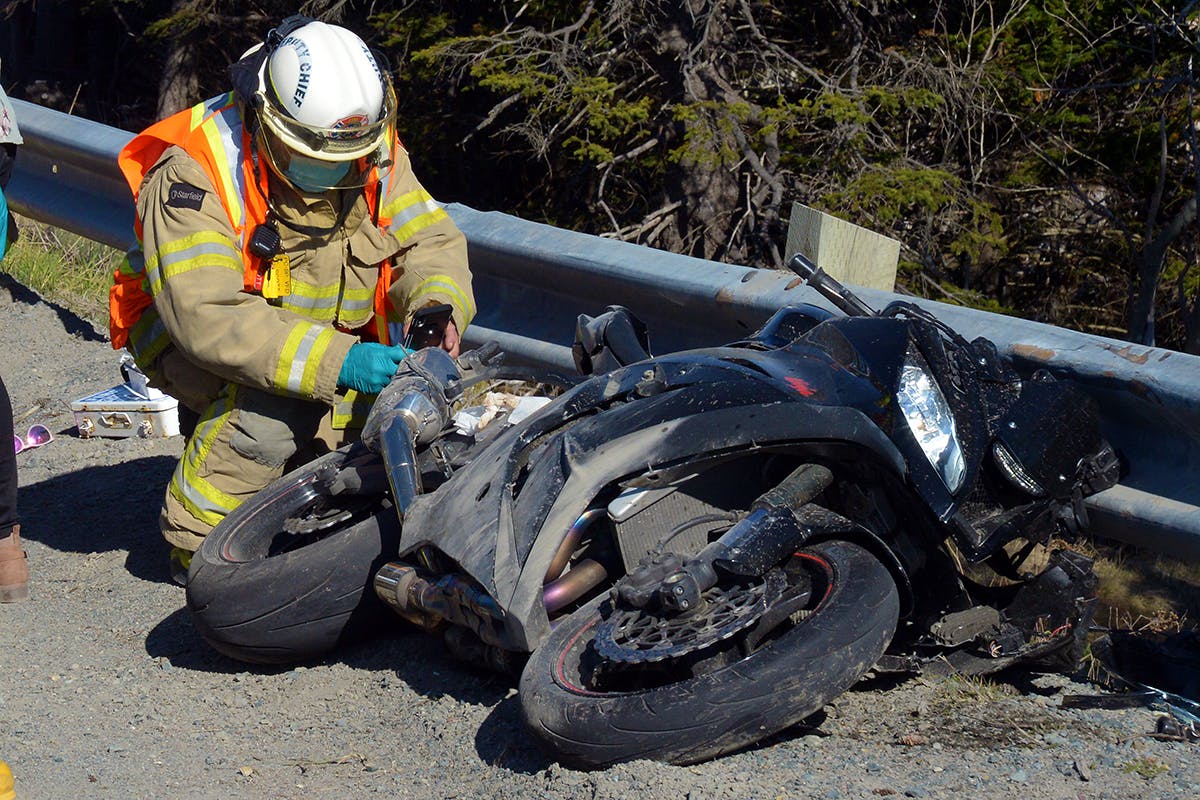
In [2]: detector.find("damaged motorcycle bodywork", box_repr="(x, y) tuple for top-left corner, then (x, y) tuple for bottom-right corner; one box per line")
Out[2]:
(187, 253), (1121, 767)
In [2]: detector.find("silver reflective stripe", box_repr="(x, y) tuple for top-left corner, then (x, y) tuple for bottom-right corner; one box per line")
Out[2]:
(129, 313), (169, 361)
(155, 239), (240, 276)
(281, 292), (339, 314)
(386, 195), (442, 236)
(286, 326), (324, 393)
(339, 296), (373, 315)
(175, 467), (237, 519)
(209, 103), (248, 231)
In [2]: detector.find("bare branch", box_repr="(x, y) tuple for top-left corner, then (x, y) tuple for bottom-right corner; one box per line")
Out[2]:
(594, 138), (660, 170)
(460, 93), (522, 146)
(600, 201), (684, 241)
(736, 0), (828, 89)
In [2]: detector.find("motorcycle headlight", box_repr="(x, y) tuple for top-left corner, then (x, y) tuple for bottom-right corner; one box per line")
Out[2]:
(897, 355), (965, 493)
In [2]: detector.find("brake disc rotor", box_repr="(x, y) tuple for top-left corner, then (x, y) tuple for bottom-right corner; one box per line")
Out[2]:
(595, 569), (786, 664)
(282, 492), (375, 535)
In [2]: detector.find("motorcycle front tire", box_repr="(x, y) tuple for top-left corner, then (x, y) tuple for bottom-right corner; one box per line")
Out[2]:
(186, 444), (401, 665)
(519, 539), (899, 767)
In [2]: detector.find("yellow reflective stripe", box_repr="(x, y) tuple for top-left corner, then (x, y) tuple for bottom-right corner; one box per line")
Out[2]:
(281, 278), (340, 313)
(290, 278), (341, 299)
(332, 390), (374, 430)
(383, 190), (448, 243)
(145, 232), (241, 294)
(188, 93), (233, 131)
(188, 103), (207, 130)
(278, 301), (336, 324)
(408, 275), (476, 327)
(381, 187), (437, 220)
(127, 309), (171, 365)
(280, 279), (339, 321)
(338, 311), (373, 331)
(274, 324), (335, 396)
(337, 285), (374, 329)
(169, 389), (240, 525)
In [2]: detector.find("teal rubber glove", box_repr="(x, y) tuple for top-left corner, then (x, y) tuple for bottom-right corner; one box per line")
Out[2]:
(337, 342), (413, 394)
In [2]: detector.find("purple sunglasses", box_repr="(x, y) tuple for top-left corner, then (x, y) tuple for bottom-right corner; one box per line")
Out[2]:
(14, 423), (52, 454)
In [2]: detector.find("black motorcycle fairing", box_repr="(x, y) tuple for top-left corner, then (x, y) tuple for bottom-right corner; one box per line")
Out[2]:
(733, 304), (836, 349)
(780, 315), (992, 519)
(993, 374), (1109, 501)
(793, 316), (910, 386)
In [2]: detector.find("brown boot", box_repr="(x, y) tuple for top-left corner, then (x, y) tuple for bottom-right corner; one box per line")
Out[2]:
(0, 525), (30, 602)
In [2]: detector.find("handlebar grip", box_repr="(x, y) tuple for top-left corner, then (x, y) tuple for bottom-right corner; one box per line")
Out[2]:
(786, 252), (820, 282)
(785, 252), (877, 317)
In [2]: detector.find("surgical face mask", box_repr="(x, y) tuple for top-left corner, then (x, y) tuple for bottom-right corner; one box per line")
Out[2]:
(256, 125), (389, 192)
(282, 154), (351, 193)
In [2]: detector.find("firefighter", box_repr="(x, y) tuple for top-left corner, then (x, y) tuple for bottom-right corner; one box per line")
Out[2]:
(110, 16), (474, 583)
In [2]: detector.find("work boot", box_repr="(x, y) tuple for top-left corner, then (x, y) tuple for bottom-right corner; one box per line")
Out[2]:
(0, 525), (30, 602)
(169, 545), (193, 587)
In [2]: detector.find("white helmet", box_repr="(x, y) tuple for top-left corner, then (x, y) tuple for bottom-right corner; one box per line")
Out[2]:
(254, 19), (396, 169)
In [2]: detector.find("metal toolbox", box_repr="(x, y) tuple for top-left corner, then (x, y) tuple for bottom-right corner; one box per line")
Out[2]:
(70, 382), (180, 439)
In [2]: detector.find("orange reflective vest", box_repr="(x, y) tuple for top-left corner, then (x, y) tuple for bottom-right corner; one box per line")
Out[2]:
(110, 92), (397, 350)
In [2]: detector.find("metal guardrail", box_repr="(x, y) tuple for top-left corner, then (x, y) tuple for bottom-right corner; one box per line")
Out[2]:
(7, 98), (1200, 560)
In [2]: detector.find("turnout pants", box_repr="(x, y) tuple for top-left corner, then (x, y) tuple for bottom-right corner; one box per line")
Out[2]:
(0, 374), (18, 538)
(153, 348), (355, 551)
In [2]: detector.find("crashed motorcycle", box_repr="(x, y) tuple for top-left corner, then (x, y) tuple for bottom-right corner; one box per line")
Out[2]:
(185, 253), (1120, 767)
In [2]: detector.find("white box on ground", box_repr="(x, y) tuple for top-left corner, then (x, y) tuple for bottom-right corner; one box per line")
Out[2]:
(71, 383), (180, 439)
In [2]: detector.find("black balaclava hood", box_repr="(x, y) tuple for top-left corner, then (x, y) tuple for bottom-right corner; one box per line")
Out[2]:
(228, 14), (316, 111)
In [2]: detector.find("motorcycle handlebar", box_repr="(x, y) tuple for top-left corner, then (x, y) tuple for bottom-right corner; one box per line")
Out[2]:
(455, 341), (506, 391)
(786, 252), (877, 318)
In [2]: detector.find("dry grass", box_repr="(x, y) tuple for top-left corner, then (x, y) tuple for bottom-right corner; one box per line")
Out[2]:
(1, 219), (121, 326)
(923, 674), (1074, 748)
(936, 673), (1019, 704)
(1059, 535), (1199, 633)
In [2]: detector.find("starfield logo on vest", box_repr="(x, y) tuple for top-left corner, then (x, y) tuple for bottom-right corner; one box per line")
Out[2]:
(167, 183), (205, 211)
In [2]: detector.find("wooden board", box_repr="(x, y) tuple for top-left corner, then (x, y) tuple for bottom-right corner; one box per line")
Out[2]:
(785, 203), (900, 291)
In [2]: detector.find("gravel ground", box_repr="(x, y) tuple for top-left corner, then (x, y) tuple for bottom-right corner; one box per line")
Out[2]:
(2, 274), (1198, 800)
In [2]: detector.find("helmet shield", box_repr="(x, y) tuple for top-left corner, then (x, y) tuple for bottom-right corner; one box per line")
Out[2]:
(256, 79), (396, 162)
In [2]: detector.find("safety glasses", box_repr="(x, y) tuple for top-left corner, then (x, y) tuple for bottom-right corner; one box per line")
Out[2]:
(13, 424), (52, 454)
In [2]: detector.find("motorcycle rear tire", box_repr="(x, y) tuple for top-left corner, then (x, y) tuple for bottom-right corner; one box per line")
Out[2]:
(519, 539), (898, 767)
(186, 444), (400, 665)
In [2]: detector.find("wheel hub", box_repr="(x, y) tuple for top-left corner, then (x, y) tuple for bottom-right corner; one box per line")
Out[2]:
(595, 569), (785, 663)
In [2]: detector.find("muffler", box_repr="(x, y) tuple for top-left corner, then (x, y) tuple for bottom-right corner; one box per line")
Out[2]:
(373, 561), (507, 648)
